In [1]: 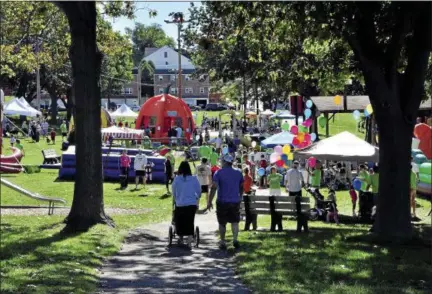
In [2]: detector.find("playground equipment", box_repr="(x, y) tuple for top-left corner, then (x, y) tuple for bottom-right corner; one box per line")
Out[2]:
(68, 108), (113, 132)
(417, 162), (432, 196)
(58, 146), (167, 182)
(414, 123), (432, 159)
(1, 178), (66, 215)
(0, 147), (24, 173)
(135, 93), (195, 143)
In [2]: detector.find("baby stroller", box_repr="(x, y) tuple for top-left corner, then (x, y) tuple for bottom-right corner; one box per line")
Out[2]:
(306, 187), (330, 221)
(168, 199), (200, 248)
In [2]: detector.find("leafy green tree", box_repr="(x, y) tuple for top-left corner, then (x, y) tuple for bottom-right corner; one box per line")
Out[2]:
(186, 1), (431, 238)
(126, 23), (175, 66)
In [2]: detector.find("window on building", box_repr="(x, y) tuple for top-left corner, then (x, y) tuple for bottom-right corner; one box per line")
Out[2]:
(164, 52), (168, 58)
(159, 88), (164, 94)
(200, 87), (205, 94)
(170, 75), (176, 81)
(158, 75), (163, 81)
(185, 74), (191, 81)
(165, 61), (168, 65)
(170, 87), (177, 94)
(185, 87), (193, 94)
(123, 88), (132, 94)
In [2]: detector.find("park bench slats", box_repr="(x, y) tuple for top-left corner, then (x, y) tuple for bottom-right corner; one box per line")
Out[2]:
(42, 149), (61, 164)
(248, 195), (310, 203)
(242, 193), (310, 231)
(240, 202), (310, 211)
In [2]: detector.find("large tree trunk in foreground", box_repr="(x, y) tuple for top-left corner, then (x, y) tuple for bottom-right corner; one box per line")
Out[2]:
(56, 2), (113, 232)
(347, 2), (431, 239)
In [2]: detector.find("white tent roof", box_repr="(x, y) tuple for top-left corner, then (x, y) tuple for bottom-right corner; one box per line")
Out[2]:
(109, 104), (138, 118)
(18, 97), (44, 114)
(3, 98), (41, 117)
(101, 125), (144, 139)
(261, 109), (275, 116)
(295, 131), (379, 162)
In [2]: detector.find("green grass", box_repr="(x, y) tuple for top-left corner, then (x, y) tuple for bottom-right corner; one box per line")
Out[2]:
(317, 113), (364, 139)
(2, 110), (430, 294)
(235, 187), (431, 294)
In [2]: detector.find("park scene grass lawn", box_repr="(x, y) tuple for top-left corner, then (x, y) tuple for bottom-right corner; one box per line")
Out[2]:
(1, 121), (431, 293)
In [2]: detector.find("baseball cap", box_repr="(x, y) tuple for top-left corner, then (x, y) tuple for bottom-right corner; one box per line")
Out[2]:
(222, 154), (234, 163)
(293, 160), (299, 164)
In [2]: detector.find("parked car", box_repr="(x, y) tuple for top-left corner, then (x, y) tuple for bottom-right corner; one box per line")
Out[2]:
(131, 106), (140, 112)
(205, 103), (228, 111)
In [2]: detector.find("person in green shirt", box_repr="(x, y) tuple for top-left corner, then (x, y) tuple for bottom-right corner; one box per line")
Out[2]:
(410, 166), (418, 218)
(357, 164), (370, 193)
(15, 139), (25, 156)
(60, 120), (68, 141)
(367, 165), (379, 203)
(267, 166), (283, 196)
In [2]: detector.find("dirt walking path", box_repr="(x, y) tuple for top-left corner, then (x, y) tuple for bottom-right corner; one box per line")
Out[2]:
(97, 210), (250, 294)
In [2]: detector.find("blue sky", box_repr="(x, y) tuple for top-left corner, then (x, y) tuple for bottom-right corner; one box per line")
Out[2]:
(110, 1), (201, 40)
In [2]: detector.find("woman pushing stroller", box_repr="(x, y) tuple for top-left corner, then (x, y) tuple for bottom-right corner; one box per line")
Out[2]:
(171, 161), (202, 249)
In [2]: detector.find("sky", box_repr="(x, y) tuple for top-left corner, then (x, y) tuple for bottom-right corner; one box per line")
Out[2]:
(109, 1), (201, 40)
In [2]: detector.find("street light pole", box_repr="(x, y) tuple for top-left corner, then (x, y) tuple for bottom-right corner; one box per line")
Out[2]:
(165, 13), (189, 100)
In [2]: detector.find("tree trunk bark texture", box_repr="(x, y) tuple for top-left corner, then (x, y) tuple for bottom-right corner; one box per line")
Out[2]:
(56, 2), (113, 232)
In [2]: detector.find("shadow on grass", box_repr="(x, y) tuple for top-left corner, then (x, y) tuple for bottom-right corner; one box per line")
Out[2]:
(237, 226), (432, 293)
(0, 219), (120, 294)
(159, 193), (171, 199)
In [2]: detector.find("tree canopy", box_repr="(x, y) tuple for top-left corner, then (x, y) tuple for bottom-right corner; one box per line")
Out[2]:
(0, 2), (134, 104)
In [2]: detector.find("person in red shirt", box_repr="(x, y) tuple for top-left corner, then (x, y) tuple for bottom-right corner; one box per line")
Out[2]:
(259, 154), (268, 188)
(243, 167), (253, 194)
(50, 128), (56, 144)
(119, 149), (131, 189)
(211, 164), (221, 177)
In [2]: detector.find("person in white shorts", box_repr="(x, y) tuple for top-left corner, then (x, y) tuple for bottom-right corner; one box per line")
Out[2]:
(134, 149), (147, 189)
(196, 157), (212, 208)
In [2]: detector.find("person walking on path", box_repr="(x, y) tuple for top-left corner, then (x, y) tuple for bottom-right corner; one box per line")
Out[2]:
(119, 149), (131, 189)
(207, 154), (244, 250)
(285, 160), (305, 196)
(196, 157), (212, 210)
(134, 149), (147, 189)
(172, 161), (202, 249)
(164, 156), (174, 194)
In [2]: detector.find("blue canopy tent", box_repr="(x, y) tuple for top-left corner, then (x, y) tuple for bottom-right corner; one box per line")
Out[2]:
(260, 131), (295, 148)
(270, 111), (295, 120)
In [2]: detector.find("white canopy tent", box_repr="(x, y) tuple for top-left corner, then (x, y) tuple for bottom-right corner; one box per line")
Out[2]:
(294, 131), (379, 162)
(3, 98), (41, 117)
(109, 104), (138, 118)
(101, 125), (144, 139)
(18, 97), (44, 114)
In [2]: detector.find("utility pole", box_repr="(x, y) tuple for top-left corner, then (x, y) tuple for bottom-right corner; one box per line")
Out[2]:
(165, 12), (189, 100)
(35, 39), (42, 111)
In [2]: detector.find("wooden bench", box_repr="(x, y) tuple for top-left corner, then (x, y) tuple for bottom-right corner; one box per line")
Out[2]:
(42, 149), (61, 164)
(241, 192), (311, 232)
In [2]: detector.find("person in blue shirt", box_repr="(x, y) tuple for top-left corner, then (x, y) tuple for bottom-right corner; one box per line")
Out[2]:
(172, 161), (201, 248)
(207, 154), (244, 250)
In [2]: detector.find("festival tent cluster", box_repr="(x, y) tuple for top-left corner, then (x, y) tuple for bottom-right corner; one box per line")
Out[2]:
(109, 104), (138, 118)
(3, 97), (42, 117)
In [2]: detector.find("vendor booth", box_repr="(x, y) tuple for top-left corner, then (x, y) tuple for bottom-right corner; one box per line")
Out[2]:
(294, 131), (379, 162)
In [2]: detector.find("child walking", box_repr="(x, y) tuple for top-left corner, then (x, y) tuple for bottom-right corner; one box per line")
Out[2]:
(50, 128), (56, 144)
(259, 154), (268, 188)
(326, 191), (340, 225)
(349, 185), (358, 217)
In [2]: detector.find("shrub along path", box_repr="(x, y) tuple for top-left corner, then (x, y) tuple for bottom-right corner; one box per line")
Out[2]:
(97, 210), (250, 294)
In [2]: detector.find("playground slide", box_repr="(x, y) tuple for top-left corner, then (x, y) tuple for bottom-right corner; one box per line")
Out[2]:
(0, 178), (66, 205)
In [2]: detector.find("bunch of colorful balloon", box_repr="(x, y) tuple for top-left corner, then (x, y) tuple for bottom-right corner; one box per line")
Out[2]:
(285, 99), (317, 149)
(269, 144), (294, 169)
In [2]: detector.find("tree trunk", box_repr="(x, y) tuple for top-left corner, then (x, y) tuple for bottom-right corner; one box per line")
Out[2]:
(49, 92), (58, 125)
(56, 2), (113, 232)
(16, 73), (29, 98)
(66, 86), (74, 121)
(373, 102), (413, 238)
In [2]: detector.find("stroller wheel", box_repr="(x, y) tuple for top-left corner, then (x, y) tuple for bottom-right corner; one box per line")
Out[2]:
(308, 209), (319, 221)
(168, 226), (173, 247)
(194, 226), (200, 248)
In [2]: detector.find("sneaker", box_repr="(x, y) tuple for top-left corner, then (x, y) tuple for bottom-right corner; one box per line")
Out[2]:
(218, 241), (227, 250)
(233, 240), (240, 249)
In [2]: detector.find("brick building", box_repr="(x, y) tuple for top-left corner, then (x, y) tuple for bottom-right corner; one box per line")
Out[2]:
(143, 46), (210, 107)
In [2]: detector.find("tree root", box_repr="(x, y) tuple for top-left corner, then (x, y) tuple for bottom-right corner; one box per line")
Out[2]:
(61, 213), (115, 234)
